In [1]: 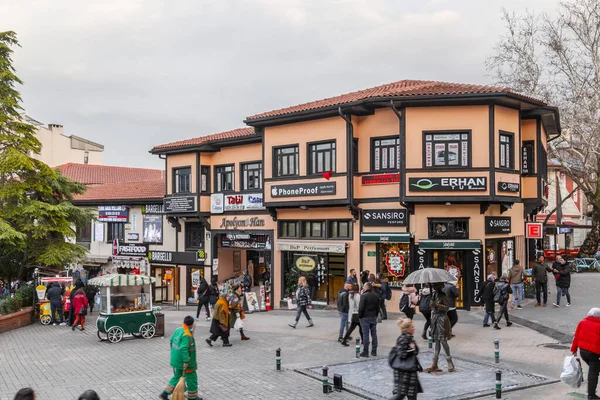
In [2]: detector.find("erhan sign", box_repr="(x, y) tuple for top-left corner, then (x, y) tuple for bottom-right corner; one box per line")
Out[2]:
(409, 177), (487, 192)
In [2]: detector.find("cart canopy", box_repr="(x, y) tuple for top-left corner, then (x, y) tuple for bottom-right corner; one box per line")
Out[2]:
(40, 277), (73, 285)
(88, 274), (156, 287)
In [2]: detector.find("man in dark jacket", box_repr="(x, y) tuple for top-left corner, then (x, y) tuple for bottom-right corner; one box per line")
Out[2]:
(196, 276), (211, 321)
(481, 274), (497, 328)
(346, 269), (358, 291)
(532, 255), (550, 307)
(337, 283), (351, 342)
(443, 282), (459, 328)
(552, 255), (572, 307)
(46, 282), (65, 325)
(358, 283), (380, 357)
(378, 273), (390, 320)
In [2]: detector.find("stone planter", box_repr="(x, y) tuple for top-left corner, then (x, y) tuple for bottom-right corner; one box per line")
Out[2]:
(0, 306), (35, 334)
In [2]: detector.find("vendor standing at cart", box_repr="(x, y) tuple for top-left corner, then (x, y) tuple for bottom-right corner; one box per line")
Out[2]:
(46, 282), (65, 326)
(229, 284), (249, 341)
(160, 316), (201, 400)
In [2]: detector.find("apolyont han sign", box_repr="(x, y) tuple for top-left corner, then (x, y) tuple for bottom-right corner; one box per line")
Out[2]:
(409, 177), (487, 192)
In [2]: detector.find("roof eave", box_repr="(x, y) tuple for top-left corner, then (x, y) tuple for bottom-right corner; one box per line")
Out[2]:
(150, 134), (261, 155)
(72, 198), (165, 206)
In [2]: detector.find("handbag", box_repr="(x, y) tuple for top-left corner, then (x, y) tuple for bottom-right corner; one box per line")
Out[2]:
(219, 324), (229, 334)
(388, 346), (418, 371)
(79, 307), (88, 316)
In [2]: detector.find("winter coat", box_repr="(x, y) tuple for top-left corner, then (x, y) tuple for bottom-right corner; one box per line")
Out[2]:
(210, 296), (230, 337)
(46, 283), (62, 304)
(401, 286), (418, 309)
(554, 263), (571, 288)
(532, 261), (549, 283)
(393, 333), (423, 398)
(358, 289), (379, 319)
(348, 293), (361, 322)
(571, 316), (600, 355)
(418, 288), (431, 313)
(169, 324), (197, 370)
(72, 293), (88, 315)
(336, 288), (349, 313)
(481, 279), (496, 312)
(196, 278), (209, 303)
(430, 290), (452, 341)
(208, 283), (218, 305)
(228, 292), (245, 327)
(243, 273), (253, 291)
(508, 264), (525, 285)
(295, 285), (311, 307)
(443, 283), (459, 310)
(379, 280), (390, 301)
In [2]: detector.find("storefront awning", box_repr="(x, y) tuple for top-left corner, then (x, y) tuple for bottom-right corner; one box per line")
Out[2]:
(360, 233), (411, 243)
(418, 239), (482, 250)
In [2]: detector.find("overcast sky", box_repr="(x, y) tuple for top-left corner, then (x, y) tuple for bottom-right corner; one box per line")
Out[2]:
(1, 0), (558, 168)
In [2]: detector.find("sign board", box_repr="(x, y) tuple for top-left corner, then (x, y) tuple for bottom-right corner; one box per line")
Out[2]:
(147, 250), (206, 265)
(361, 209), (407, 227)
(212, 193), (265, 213)
(418, 240), (482, 250)
(210, 193), (224, 214)
(360, 233), (411, 243)
(126, 232), (140, 242)
(270, 182), (336, 197)
(522, 141), (535, 175)
(117, 243), (148, 257)
(497, 182), (520, 193)
(142, 204), (164, 214)
(525, 222), (543, 239)
(485, 217), (511, 234)
(98, 206), (129, 222)
(361, 173), (400, 185)
(143, 214), (163, 243)
(466, 247), (483, 307)
(408, 177), (487, 192)
(93, 223), (104, 242)
(559, 227), (573, 234)
(294, 255), (317, 272)
(221, 233), (271, 249)
(367, 251), (377, 257)
(218, 216), (266, 230)
(164, 196), (196, 213)
(276, 241), (346, 254)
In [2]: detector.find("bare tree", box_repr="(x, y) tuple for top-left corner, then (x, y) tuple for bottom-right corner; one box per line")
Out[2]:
(487, 0), (600, 256)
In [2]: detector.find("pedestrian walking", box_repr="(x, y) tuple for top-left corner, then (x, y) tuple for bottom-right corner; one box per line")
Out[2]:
(78, 390), (100, 400)
(160, 316), (201, 400)
(358, 282), (380, 357)
(532, 255), (550, 307)
(482, 274), (497, 328)
(288, 276), (313, 328)
(346, 268), (358, 291)
(84, 285), (98, 315)
(390, 318), (423, 400)
(399, 284), (418, 320)
(443, 281), (459, 329)
(13, 388), (36, 400)
(494, 273), (513, 329)
(206, 293), (231, 347)
(418, 287), (432, 340)
(208, 277), (218, 315)
(552, 255), (572, 307)
(229, 284), (249, 341)
(508, 259), (525, 309)
(425, 283), (454, 373)
(195, 276), (210, 321)
(378, 273), (391, 320)
(71, 288), (88, 331)
(337, 283), (351, 342)
(360, 270), (370, 287)
(46, 282), (65, 326)
(69, 279), (84, 326)
(341, 288), (362, 346)
(570, 307), (600, 400)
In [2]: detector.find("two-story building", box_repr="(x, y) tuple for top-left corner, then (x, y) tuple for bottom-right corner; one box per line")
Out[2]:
(152, 79), (560, 311)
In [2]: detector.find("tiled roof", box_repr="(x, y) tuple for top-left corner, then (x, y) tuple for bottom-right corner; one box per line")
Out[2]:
(73, 179), (165, 202)
(57, 163), (165, 185)
(152, 127), (256, 152)
(246, 80), (542, 121)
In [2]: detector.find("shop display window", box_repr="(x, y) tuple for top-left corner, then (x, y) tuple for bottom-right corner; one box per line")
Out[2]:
(101, 286), (150, 314)
(378, 243), (410, 287)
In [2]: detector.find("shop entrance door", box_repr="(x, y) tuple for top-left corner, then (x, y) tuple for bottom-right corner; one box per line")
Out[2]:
(485, 239), (515, 278)
(327, 254), (346, 304)
(430, 250), (465, 308)
(151, 267), (168, 303)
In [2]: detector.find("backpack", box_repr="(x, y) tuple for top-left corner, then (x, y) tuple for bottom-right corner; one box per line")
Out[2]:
(493, 284), (505, 303)
(399, 293), (410, 313)
(419, 293), (431, 312)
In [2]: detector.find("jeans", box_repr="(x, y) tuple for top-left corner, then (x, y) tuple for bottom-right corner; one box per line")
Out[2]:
(360, 317), (378, 354)
(535, 281), (548, 304)
(580, 348), (600, 397)
(511, 283), (524, 306)
(50, 302), (63, 324)
(379, 298), (388, 319)
(556, 286), (571, 305)
(483, 310), (496, 325)
(295, 305), (311, 322)
(338, 312), (349, 339)
(447, 309), (458, 328)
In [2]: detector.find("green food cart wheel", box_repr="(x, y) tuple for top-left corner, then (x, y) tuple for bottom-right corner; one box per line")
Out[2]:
(107, 327), (124, 343)
(140, 323), (156, 339)
(40, 315), (51, 325)
(97, 330), (105, 341)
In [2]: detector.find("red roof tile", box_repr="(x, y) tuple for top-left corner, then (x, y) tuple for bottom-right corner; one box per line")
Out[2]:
(152, 127), (255, 152)
(57, 163), (165, 185)
(245, 80), (542, 121)
(73, 179), (165, 202)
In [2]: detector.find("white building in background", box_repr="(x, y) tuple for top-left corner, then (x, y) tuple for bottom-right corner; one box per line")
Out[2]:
(23, 115), (104, 167)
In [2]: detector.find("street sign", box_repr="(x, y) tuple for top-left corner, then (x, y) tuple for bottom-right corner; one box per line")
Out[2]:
(526, 222), (543, 239)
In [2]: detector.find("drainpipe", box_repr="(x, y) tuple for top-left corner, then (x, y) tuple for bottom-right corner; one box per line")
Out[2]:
(389, 101), (410, 233)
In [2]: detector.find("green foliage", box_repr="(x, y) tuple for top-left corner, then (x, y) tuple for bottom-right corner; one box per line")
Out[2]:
(0, 296), (20, 315)
(0, 285), (34, 315)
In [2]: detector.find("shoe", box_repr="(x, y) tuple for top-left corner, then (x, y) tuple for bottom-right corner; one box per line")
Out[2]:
(535, 303), (541, 307)
(288, 323), (297, 329)
(159, 392), (169, 400)
(53, 323), (57, 326)
(338, 338), (342, 343)
(306, 319), (314, 328)
(507, 322), (513, 327)
(205, 317), (211, 321)
(553, 303), (559, 308)
(493, 324), (501, 330)
(194, 318), (199, 322)
(447, 357), (455, 372)
(371, 351), (377, 357)
(587, 394), (600, 399)
(517, 305), (522, 309)
(421, 332), (428, 340)
(59, 322), (66, 326)
(483, 324), (490, 327)
(222, 343), (232, 347)
(241, 335), (250, 341)
(543, 303), (547, 307)
(71, 325), (75, 331)
(359, 352), (369, 358)
(205, 338), (213, 347)
(80, 327), (84, 331)
(341, 341), (349, 347)
(566, 303), (571, 307)
(347, 336), (353, 341)
(425, 363), (441, 373)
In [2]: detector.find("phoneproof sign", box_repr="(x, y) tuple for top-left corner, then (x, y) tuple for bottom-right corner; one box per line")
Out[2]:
(408, 177), (487, 192)
(270, 182), (336, 197)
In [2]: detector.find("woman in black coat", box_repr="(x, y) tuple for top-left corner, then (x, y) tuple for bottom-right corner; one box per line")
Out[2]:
(481, 274), (497, 327)
(391, 318), (423, 400)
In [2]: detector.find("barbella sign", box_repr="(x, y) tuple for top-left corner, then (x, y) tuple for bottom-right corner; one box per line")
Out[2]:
(497, 182), (520, 193)
(270, 182), (336, 198)
(485, 216), (512, 234)
(219, 216), (266, 230)
(164, 196), (196, 213)
(148, 250), (206, 265)
(409, 177), (487, 192)
(361, 209), (407, 227)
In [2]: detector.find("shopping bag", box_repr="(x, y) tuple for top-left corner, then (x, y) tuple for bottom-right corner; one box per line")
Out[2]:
(234, 318), (244, 331)
(172, 375), (186, 400)
(560, 356), (584, 388)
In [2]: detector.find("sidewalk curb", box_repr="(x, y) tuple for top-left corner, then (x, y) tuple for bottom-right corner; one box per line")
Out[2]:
(508, 314), (574, 344)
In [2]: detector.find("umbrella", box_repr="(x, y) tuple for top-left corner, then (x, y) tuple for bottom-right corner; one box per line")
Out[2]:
(402, 268), (455, 285)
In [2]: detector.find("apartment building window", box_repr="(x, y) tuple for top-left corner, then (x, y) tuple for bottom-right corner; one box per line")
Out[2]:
(372, 136), (400, 171)
(215, 165), (234, 192)
(499, 132), (514, 169)
(174, 167), (191, 193)
(303, 221), (325, 239)
(185, 222), (204, 250)
(76, 222), (92, 242)
(424, 131), (471, 168)
(279, 221), (298, 238)
(428, 218), (469, 239)
(200, 166), (210, 193)
(274, 145), (299, 177)
(242, 162), (262, 191)
(329, 220), (352, 239)
(308, 141), (336, 175)
(106, 223), (125, 242)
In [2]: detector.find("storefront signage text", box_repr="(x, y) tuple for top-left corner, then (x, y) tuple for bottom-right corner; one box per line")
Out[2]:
(98, 206), (129, 222)
(526, 222), (543, 239)
(221, 234), (271, 249)
(270, 182), (336, 198)
(219, 217), (266, 229)
(471, 248), (482, 305)
(211, 193), (265, 214)
(485, 217), (512, 234)
(148, 250), (205, 265)
(497, 182), (520, 193)
(276, 241), (346, 254)
(117, 243), (148, 257)
(408, 177), (487, 192)
(142, 204), (164, 214)
(164, 196), (196, 213)
(361, 209), (407, 227)
(361, 173), (400, 186)
(294, 255), (317, 272)
(522, 141), (535, 175)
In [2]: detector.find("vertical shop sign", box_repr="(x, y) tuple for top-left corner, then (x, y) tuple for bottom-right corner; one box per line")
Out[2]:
(425, 142), (432, 167)
(468, 247), (483, 307)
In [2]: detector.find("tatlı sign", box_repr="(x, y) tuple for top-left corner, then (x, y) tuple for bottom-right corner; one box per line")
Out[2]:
(408, 177), (487, 192)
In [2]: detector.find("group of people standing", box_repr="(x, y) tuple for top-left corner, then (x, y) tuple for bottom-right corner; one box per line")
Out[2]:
(45, 280), (91, 331)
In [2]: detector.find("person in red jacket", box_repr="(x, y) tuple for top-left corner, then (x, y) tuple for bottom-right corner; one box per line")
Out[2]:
(71, 289), (89, 331)
(571, 307), (600, 399)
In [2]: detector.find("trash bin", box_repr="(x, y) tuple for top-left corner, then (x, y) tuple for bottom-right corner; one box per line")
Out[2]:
(154, 308), (164, 337)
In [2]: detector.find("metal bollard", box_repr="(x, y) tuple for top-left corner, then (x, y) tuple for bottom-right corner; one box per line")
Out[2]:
(276, 348), (281, 371)
(495, 370), (502, 398)
(355, 338), (360, 358)
(322, 366), (329, 394)
(494, 339), (500, 364)
(428, 337), (433, 349)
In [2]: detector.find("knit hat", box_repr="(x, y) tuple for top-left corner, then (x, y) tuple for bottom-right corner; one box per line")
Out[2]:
(183, 316), (195, 326)
(487, 274), (496, 281)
